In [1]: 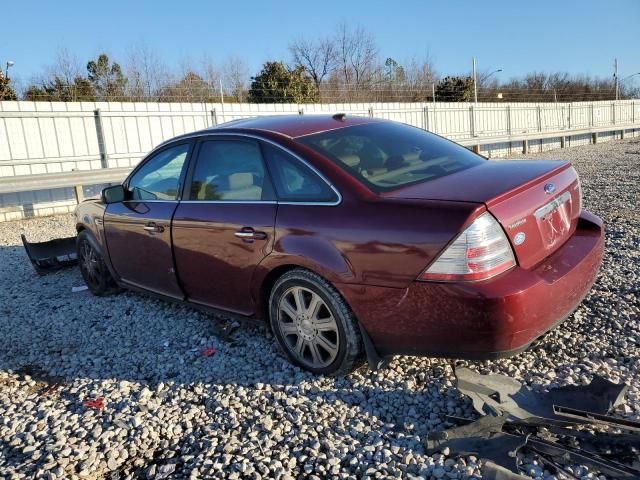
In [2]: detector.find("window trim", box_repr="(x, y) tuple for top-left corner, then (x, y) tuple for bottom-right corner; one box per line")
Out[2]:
(260, 140), (340, 205)
(182, 135), (276, 203)
(296, 122), (486, 194)
(123, 140), (194, 203)
(177, 133), (342, 206)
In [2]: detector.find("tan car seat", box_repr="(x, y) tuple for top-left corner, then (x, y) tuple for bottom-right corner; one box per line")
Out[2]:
(223, 172), (262, 200)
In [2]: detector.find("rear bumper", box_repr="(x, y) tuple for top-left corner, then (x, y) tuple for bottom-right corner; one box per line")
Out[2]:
(339, 210), (604, 359)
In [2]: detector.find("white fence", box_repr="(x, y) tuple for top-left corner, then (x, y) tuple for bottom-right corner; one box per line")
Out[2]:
(1, 99), (639, 221)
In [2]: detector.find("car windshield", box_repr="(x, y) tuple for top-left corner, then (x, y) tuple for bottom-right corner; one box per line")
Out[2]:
(297, 122), (485, 192)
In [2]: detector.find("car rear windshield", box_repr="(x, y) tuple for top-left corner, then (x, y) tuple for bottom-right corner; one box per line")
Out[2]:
(297, 122), (485, 193)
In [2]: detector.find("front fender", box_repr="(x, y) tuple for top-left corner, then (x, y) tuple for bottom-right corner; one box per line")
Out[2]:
(75, 200), (119, 279)
(75, 200), (106, 246)
(76, 224), (104, 255)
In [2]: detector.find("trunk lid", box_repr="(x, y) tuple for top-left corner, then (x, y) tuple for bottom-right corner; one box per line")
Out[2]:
(383, 160), (581, 269)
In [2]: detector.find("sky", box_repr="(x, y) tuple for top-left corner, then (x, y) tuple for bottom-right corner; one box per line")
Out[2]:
(2, 0), (640, 87)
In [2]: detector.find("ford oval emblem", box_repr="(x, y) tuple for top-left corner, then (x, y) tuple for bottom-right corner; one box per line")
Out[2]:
(544, 183), (556, 194)
(514, 232), (526, 245)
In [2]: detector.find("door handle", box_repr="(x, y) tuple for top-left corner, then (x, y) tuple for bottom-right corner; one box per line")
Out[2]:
(234, 228), (267, 240)
(143, 222), (165, 233)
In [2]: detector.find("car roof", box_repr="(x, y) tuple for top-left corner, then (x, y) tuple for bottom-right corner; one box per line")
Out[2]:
(206, 114), (383, 138)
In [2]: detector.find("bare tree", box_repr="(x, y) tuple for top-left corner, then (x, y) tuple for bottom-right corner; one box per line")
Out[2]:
(200, 54), (221, 91)
(159, 70), (216, 103)
(289, 36), (336, 92)
(498, 72), (617, 102)
(335, 23), (378, 100)
(24, 47), (94, 102)
(125, 44), (171, 101)
(402, 55), (439, 101)
(221, 56), (249, 102)
(48, 47), (84, 86)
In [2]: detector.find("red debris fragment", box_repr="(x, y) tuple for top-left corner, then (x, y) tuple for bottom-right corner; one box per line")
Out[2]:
(201, 347), (217, 357)
(83, 397), (105, 410)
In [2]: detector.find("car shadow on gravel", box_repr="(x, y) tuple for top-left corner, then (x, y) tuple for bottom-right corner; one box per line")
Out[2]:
(1, 244), (480, 425)
(0, 240), (635, 422)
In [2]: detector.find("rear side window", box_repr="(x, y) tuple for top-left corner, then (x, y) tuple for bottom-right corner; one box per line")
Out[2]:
(297, 122), (485, 193)
(262, 143), (338, 203)
(189, 140), (274, 201)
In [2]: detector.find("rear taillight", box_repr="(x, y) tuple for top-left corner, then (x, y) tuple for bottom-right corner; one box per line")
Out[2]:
(418, 212), (516, 282)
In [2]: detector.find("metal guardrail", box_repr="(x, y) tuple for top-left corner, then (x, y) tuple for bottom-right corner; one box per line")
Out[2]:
(457, 122), (638, 152)
(0, 167), (131, 196)
(0, 122), (637, 197)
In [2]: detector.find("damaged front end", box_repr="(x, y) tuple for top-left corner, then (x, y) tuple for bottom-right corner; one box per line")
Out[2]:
(21, 234), (77, 274)
(427, 367), (640, 479)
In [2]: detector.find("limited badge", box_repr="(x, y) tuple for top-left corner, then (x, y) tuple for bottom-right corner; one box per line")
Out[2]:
(514, 232), (526, 245)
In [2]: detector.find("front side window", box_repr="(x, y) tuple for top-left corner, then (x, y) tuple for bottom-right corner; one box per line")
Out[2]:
(297, 122), (485, 193)
(128, 143), (189, 200)
(262, 143), (338, 203)
(189, 140), (272, 201)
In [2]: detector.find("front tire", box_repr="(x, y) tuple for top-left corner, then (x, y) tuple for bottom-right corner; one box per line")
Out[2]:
(76, 230), (120, 296)
(269, 269), (364, 375)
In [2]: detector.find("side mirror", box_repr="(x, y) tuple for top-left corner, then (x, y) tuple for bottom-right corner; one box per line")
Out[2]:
(101, 185), (126, 204)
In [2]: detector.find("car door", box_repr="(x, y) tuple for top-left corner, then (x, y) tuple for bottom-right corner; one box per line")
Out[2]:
(172, 136), (277, 315)
(104, 141), (191, 299)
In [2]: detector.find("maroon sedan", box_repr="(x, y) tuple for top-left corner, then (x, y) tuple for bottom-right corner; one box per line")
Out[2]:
(74, 115), (604, 375)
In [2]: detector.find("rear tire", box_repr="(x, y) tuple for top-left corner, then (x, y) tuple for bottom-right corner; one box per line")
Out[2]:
(269, 269), (364, 376)
(76, 230), (120, 296)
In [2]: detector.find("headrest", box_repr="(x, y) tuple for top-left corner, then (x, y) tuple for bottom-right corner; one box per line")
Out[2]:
(338, 154), (360, 167)
(386, 155), (407, 170)
(228, 172), (254, 189)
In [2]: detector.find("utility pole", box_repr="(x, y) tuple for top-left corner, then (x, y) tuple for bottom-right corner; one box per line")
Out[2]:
(432, 83), (436, 104)
(614, 58), (619, 101)
(219, 79), (225, 123)
(473, 57), (478, 104)
(4, 61), (14, 80)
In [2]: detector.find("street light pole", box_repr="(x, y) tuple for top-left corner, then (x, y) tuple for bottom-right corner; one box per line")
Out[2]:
(5, 61), (15, 80)
(481, 69), (503, 84)
(618, 72), (640, 100)
(614, 58), (619, 101)
(475, 67), (503, 102)
(620, 72), (640, 82)
(473, 57), (477, 104)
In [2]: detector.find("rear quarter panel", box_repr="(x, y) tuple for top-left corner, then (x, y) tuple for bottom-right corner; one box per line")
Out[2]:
(254, 197), (484, 293)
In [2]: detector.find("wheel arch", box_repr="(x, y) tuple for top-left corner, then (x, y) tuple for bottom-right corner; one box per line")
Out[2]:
(76, 225), (104, 255)
(76, 223), (120, 282)
(252, 261), (389, 371)
(254, 262), (310, 321)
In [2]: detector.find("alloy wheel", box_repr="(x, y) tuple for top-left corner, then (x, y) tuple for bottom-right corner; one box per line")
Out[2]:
(79, 240), (101, 289)
(276, 286), (340, 369)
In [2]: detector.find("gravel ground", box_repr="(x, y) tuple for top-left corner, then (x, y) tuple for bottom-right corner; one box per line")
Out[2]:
(0, 138), (638, 480)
